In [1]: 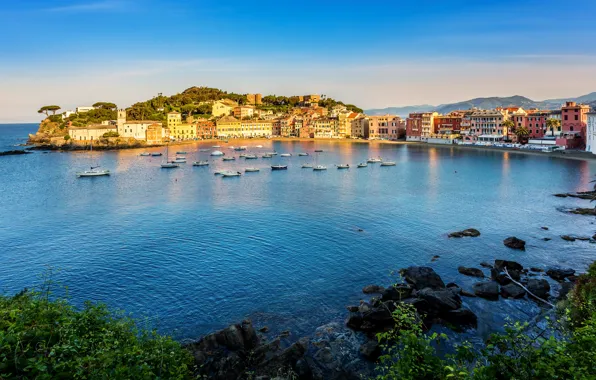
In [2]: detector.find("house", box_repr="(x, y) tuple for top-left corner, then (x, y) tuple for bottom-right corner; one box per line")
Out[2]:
(469, 109), (508, 143)
(76, 106), (95, 114)
(313, 118), (339, 138)
(557, 102), (590, 149)
(216, 116), (242, 138)
(233, 106), (255, 119)
(117, 110), (161, 140)
(351, 115), (369, 139)
(146, 124), (169, 144)
(68, 124), (117, 141)
(367, 115), (401, 140)
(212, 99), (237, 117)
(196, 120), (217, 139)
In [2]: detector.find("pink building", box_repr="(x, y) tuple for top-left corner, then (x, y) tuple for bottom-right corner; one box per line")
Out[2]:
(406, 114), (423, 141)
(558, 102), (590, 149)
(367, 115), (401, 140)
(526, 111), (550, 139)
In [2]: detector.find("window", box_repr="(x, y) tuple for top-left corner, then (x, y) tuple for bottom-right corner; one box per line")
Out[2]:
(575, 115), (578, 121)
(565, 115), (568, 120)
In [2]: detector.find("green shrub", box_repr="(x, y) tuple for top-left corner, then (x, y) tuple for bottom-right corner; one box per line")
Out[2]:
(0, 279), (192, 379)
(102, 131), (119, 138)
(63, 134), (70, 141)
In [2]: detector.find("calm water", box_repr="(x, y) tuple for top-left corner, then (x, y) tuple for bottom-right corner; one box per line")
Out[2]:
(1, 123), (595, 341)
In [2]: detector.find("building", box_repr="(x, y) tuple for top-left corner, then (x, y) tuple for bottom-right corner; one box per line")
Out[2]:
(233, 106), (255, 119)
(587, 112), (596, 154)
(526, 111), (550, 139)
(367, 115), (401, 140)
(212, 99), (237, 117)
(196, 120), (217, 139)
(469, 109), (508, 142)
(432, 114), (463, 135)
(146, 124), (168, 144)
(246, 94), (262, 105)
(351, 116), (368, 139)
(216, 116), (273, 138)
(76, 106), (95, 114)
(300, 94), (321, 107)
(216, 116), (242, 138)
(338, 112), (360, 138)
(117, 109), (162, 140)
(68, 124), (117, 141)
(405, 113), (424, 141)
(167, 111), (182, 129)
(170, 123), (196, 140)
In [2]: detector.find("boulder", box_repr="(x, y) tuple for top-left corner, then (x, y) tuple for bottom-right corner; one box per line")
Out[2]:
(541, 226), (549, 230)
(431, 255), (440, 262)
(546, 268), (576, 281)
(530, 267), (544, 273)
(480, 262), (493, 269)
(561, 235), (576, 242)
(494, 260), (524, 272)
(526, 279), (551, 300)
(557, 282), (574, 301)
(401, 297), (432, 315)
(259, 326), (269, 333)
(461, 289), (477, 298)
(417, 288), (462, 312)
(473, 281), (500, 300)
(359, 340), (381, 361)
(500, 283), (526, 299)
(346, 305), (359, 312)
(441, 308), (478, 329)
(503, 237), (526, 250)
(401, 266), (445, 290)
(543, 238), (552, 241)
(449, 228), (481, 238)
(363, 284), (385, 294)
(381, 284), (413, 301)
(458, 266), (485, 278)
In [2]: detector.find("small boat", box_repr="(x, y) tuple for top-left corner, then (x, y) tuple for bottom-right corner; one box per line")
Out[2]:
(262, 154), (273, 158)
(245, 167), (260, 172)
(211, 150), (224, 156)
(313, 165), (327, 171)
(214, 170), (223, 175)
(160, 162), (180, 169)
(140, 152), (151, 156)
(151, 152), (162, 157)
(212, 145), (221, 148)
(77, 167), (110, 177)
(193, 160), (209, 166)
(271, 165), (288, 170)
(280, 153), (292, 157)
(336, 164), (350, 169)
(315, 149), (323, 152)
(266, 152), (278, 156)
(357, 163), (368, 168)
(298, 153), (309, 156)
(199, 149), (210, 152)
(367, 157), (382, 163)
(239, 153), (247, 158)
(221, 170), (241, 177)
(380, 161), (396, 166)
(301, 164), (313, 168)
(222, 156), (235, 161)
(245, 154), (258, 159)
(234, 146), (247, 151)
(255, 145), (263, 148)
(173, 157), (186, 163)
(176, 151), (187, 154)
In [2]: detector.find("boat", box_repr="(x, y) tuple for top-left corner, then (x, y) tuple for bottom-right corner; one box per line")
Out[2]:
(239, 153), (247, 158)
(301, 164), (313, 168)
(255, 145), (263, 148)
(222, 156), (236, 161)
(314, 149), (323, 152)
(212, 145), (221, 148)
(336, 164), (350, 169)
(221, 170), (241, 177)
(280, 153), (292, 157)
(245, 154), (258, 159)
(313, 165), (327, 171)
(176, 151), (187, 154)
(380, 161), (396, 166)
(160, 144), (179, 168)
(298, 153), (309, 156)
(173, 157), (186, 163)
(234, 146), (247, 151)
(271, 165), (288, 170)
(77, 141), (110, 177)
(262, 154), (272, 158)
(214, 170), (223, 175)
(266, 152), (278, 156)
(367, 157), (382, 163)
(151, 152), (162, 157)
(140, 152), (151, 156)
(211, 150), (224, 156)
(245, 167), (260, 172)
(193, 160), (209, 166)
(357, 163), (368, 168)
(199, 148), (210, 152)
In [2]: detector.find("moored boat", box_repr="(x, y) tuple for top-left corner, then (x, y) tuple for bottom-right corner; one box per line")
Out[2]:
(140, 152), (151, 156)
(255, 145), (263, 148)
(357, 163), (368, 168)
(222, 156), (236, 161)
(271, 165), (288, 170)
(151, 152), (162, 157)
(221, 170), (241, 177)
(367, 157), (382, 163)
(173, 157), (186, 163)
(160, 162), (180, 169)
(77, 167), (110, 177)
(262, 154), (273, 158)
(280, 153), (292, 157)
(301, 164), (313, 168)
(313, 165), (327, 171)
(211, 150), (224, 156)
(314, 149), (323, 152)
(245, 154), (258, 159)
(245, 167), (260, 172)
(380, 161), (396, 166)
(234, 146), (247, 151)
(298, 153), (309, 156)
(176, 151), (187, 154)
(192, 160), (209, 166)
(336, 164), (350, 169)
(239, 153), (247, 158)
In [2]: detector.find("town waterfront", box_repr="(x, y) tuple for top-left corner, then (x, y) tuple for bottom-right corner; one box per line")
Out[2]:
(0, 123), (595, 341)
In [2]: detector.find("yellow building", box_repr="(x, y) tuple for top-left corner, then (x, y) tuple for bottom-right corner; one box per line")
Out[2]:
(167, 111), (182, 129)
(216, 116), (273, 138)
(169, 123), (196, 140)
(146, 124), (169, 144)
(212, 99), (237, 118)
(313, 118), (339, 138)
(338, 112), (360, 138)
(216, 116), (242, 138)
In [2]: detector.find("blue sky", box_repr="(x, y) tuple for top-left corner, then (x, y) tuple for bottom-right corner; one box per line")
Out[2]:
(2, 0), (596, 122)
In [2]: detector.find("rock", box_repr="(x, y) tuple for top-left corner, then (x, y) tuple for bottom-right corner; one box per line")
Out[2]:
(402, 297), (432, 315)
(503, 236), (526, 250)
(241, 320), (258, 350)
(381, 284), (413, 301)
(543, 238), (552, 241)
(458, 266), (485, 278)
(561, 235), (576, 242)
(431, 255), (440, 262)
(473, 281), (500, 300)
(568, 275), (579, 283)
(526, 279), (551, 300)
(358, 302), (372, 313)
(259, 326), (269, 333)
(417, 288), (462, 312)
(346, 306), (359, 312)
(557, 282), (574, 300)
(500, 283), (526, 299)
(446, 282), (460, 290)
(546, 268), (576, 281)
(541, 226), (549, 230)
(442, 308), (478, 329)
(569, 208), (596, 216)
(480, 262), (493, 269)
(359, 340), (381, 361)
(493, 273), (512, 286)
(0, 150), (31, 156)
(362, 284), (385, 294)
(494, 260), (524, 272)
(554, 193), (568, 198)
(461, 289), (477, 298)
(449, 228), (481, 238)
(401, 266), (445, 290)
(530, 267), (544, 273)
(279, 330), (290, 338)
(576, 236), (591, 241)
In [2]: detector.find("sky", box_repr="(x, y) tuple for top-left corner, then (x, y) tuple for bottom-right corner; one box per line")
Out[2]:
(2, 0), (596, 122)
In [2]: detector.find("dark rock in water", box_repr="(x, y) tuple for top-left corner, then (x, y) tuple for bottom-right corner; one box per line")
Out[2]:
(493, 273), (512, 286)
(458, 266), (485, 278)
(500, 283), (526, 299)
(494, 260), (524, 272)
(526, 279), (551, 300)
(346, 305), (359, 312)
(541, 226), (549, 230)
(259, 326), (269, 333)
(0, 150), (31, 156)
(569, 208), (596, 216)
(359, 340), (381, 361)
(473, 281), (500, 300)
(461, 289), (477, 298)
(503, 236), (526, 250)
(576, 236), (591, 241)
(446, 282), (460, 290)
(546, 268), (576, 281)
(381, 284), (413, 301)
(279, 330), (291, 338)
(530, 267), (544, 273)
(561, 235), (576, 242)
(358, 302), (371, 313)
(441, 308), (478, 329)
(554, 193), (568, 198)
(402, 297), (431, 315)
(362, 284), (385, 294)
(449, 228), (481, 238)
(417, 288), (462, 312)
(543, 238), (552, 241)
(431, 255), (440, 262)
(401, 266), (445, 290)
(480, 262), (493, 269)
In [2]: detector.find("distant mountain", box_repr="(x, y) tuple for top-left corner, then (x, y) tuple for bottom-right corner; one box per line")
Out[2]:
(365, 92), (595, 117)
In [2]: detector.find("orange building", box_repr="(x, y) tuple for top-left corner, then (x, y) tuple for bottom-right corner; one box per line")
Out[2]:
(196, 119), (216, 139)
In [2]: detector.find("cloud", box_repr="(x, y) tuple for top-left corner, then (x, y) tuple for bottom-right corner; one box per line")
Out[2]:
(45, 0), (128, 13)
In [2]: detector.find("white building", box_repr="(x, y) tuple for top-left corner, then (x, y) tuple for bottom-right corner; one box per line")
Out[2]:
(116, 109), (161, 140)
(587, 112), (596, 154)
(76, 106), (95, 113)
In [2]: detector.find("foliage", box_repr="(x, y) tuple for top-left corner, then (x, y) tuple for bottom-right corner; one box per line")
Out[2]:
(38, 105), (61, 116)
(515, 126), (530, 139)
(93, 102), (117, 110)
(0, 273), (192, 379)
(102, 131), (120, 138)
(48, 115), (63, 123)
(502, 119), (515, 130)
(64, 134), (70, 141)
(374, 262), (596, 380)
(546, 118), (560, 136)
(61, 108), (117, 129)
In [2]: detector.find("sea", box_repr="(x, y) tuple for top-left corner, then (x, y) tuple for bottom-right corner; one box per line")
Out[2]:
(0, 123), (595, 341)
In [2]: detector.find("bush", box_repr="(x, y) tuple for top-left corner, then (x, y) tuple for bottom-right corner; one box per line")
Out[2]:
(102, 131), (119, 138)
(48, 115), (63, 123)
(0, 276), (192, 379)
(64, 134), (70, 141)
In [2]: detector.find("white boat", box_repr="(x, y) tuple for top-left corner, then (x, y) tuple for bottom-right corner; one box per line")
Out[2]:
(255, 145), (263, 148)
(336, 164), (350, 169)
(140, 152), (150, 156)
(367, 157), (383, 163)
(211, 150), (224, 156)
(266, 152), (278, 156)
(280, 153), (292, 157)
(77, 141), (110, 177)
(151, 152), (162, 157)
(313, 165), (327, 171)
(173, 157), (186, 163)
(160, 144), (179, 168)
(239, 153), (247, 158)
(234, 146), (247, 151)
(212, 145), (221, 148)
(221, 170), (241, 177)
(298, 153), (309, 156)
(301, 164), (313, 168)
(357, 163), (368, 168)
(380, 161), (396, 166)
(214, 170), (223, 175)
(222, 156), (235, 161)
(245, 154), (258, 159)
(193, 160), (209, 166)
(245, 167), (260, 172)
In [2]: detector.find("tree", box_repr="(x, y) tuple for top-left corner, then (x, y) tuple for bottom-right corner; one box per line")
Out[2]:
(502, 120), (516, 142)
(547, 118), (560, 137)
(181, 104), (198, 118)
(93, 102), (117, 110)
(515, 126), (530, 144)
(37, 105), (61, 116)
